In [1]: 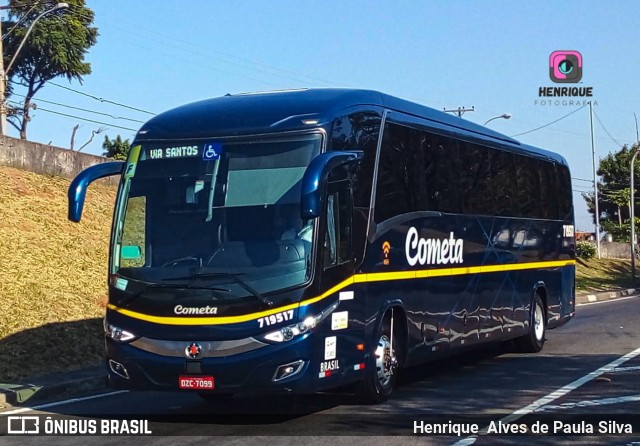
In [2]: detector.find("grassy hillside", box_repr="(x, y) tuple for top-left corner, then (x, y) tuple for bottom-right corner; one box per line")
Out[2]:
(575, 257), (633, 292)
(0, 166), (115, 381)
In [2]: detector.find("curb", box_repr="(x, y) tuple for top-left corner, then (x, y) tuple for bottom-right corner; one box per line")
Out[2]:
(576, 288), (639, 305)
(0, 366), (106, 408)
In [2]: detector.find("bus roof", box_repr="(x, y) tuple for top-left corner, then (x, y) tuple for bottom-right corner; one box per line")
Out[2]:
(136, 88), (568, 166)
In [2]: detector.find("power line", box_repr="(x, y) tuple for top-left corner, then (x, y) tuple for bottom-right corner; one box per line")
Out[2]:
(97, 12), (345, 88)
(572, 177), (593, 183)
(529, 125), (635, 146)
(593, 110), (624, 148)
(49, 82), (155, 115)
(2, 3), (41, 41)
(109, 37), (287, 89)
(35, 106), (138, 132)
(12, 93), (145, 123)
(509, 104), (588, 137)
(7, 101), (139, 132)
(75, 8), (323, 89)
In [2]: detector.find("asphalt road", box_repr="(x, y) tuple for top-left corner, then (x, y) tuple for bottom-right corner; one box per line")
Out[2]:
(2, 296), (640, 445)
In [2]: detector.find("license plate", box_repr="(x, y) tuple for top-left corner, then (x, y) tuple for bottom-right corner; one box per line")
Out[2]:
(179, 375), (214, 390)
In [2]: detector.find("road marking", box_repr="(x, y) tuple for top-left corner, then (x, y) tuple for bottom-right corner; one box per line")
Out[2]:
(612, 365), (640, 372)
(0, 390), (129, 415)
(577, 294), (640, 307)
(533, 394), (640, 412)
(451, 346), (640, 445)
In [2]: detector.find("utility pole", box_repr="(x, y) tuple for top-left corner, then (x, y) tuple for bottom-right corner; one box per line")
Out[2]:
(632, 113), (640, 284)
(589, 101), (601, 259)
(443, 106), (475, 117)
(631, 148), (638, 283)
(0, 5), (8, 135)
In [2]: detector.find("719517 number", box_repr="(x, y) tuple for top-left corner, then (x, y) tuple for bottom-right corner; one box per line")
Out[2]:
(258, 310), (294, 328)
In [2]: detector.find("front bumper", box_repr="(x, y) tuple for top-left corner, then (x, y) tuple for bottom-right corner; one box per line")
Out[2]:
(105, 331), (358, 395)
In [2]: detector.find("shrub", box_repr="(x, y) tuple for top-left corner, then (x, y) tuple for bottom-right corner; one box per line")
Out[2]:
(576, 241), (596, 260)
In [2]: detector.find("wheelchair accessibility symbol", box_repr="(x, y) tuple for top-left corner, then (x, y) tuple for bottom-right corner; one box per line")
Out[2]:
(202, 142), (222, 161)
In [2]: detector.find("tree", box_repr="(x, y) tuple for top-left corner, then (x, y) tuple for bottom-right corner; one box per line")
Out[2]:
(70, 125), (105, 151)
(2, 0), (98, 139)
(583, 143), (640, 242)
(102, 135), (130, 160)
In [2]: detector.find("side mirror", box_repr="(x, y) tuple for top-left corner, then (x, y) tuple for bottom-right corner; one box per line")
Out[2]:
(68, 161), (124, 222)
(300, 151), (361, 219)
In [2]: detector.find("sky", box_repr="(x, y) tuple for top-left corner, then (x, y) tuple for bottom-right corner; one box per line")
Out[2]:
(3, 0), (640, 231)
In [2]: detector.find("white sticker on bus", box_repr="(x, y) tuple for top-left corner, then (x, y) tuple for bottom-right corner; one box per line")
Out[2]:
(324, 336), (337, 360)
(563, 225), (575, 237)
(405, 227), (464, 266)
(331, 311), (348, 330)
(339, 291), (354, 301)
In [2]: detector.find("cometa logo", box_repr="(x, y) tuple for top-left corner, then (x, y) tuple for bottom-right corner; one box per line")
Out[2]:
(174, 305), (218, 315)
(405, 227), (464, 266)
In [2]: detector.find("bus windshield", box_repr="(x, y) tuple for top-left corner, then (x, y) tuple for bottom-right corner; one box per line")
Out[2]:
(113, 133), (322, 297)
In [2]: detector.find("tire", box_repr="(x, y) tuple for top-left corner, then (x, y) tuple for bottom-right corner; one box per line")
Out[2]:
(515, 293), (546, 353)
(357, 314), (399, 404)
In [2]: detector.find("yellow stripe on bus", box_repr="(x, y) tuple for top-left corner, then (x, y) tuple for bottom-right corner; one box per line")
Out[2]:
(107, 259), (575, 326)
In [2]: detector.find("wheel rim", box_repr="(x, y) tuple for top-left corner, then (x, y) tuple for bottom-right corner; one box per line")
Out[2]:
(374, 334), (396, 389)
(534, 302), (544, 341)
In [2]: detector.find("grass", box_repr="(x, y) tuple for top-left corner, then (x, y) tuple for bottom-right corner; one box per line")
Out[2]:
(575, 257), (635, 293)
(0, 166), (115, 382)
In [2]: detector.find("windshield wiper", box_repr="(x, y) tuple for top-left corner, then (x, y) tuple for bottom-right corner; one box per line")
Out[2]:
(116, 282), (229, 308)
(163, 272), (274, 308)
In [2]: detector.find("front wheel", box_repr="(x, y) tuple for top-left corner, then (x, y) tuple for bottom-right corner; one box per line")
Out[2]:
(357, 316), (398, 404)
(515, 293), (546, 353)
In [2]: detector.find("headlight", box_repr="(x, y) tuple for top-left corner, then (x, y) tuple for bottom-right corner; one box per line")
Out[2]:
(104, 318), (137, 343)
(261, 301), (339, 343)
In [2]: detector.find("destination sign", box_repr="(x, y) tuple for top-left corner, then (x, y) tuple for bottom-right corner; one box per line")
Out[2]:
(145, 145), (200, 160)
(142, 142), (225, 161)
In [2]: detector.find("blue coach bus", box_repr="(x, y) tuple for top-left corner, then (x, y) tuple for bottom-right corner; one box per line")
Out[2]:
(68, 89), (575, 403)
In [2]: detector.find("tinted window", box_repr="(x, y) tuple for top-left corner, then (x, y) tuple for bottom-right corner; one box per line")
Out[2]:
(424, 133), (462, 213)
(556, 163), (573, 220)
(331, 112), (382, 209)
(490, 150), (518, 217)
(373, 120), (566, 220)
(515, 156), (542, 218)
(459, 141), (494, 215)
(324, 183), (352, 268)
(538, 160), (560, 220)
(374, 122), (427, 222)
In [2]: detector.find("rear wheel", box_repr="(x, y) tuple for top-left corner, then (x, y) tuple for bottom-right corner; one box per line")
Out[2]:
(357, 314), (398, 404)
(515, 293), (546, 353)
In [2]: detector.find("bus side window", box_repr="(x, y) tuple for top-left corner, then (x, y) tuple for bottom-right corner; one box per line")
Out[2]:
(324, 182), (352, 269)
(120, 195), (147, 267)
